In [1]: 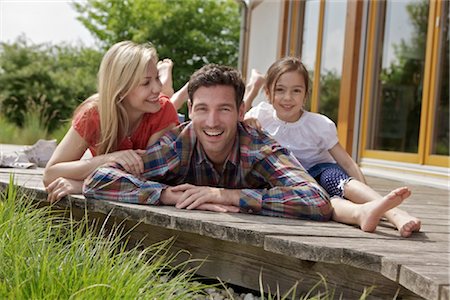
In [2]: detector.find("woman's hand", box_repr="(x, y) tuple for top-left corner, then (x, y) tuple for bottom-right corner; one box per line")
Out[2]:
(107, 149), (146, 176)
(46, 177), (83, 203)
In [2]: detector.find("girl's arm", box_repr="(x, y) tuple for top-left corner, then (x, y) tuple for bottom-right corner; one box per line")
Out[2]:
(43, 127), (144, 187)
(328, 143), (367, 184)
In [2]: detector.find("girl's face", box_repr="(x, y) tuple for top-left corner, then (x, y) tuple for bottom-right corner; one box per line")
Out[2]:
(269, 71), (307, 123)
(122, 61), (162, 119)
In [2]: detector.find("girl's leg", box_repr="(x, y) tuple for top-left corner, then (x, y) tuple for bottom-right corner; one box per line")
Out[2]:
(343, 180), (421, 237)
(331, 187), (410, 232)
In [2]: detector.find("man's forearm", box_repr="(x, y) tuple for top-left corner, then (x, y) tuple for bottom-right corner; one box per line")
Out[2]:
(239, 185), (332, 221)
(83, 165), (166, 205)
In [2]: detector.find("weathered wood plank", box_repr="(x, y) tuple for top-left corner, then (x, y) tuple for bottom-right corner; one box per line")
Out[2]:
(399, 264), (449, 300)
(0, 145), (449, 300)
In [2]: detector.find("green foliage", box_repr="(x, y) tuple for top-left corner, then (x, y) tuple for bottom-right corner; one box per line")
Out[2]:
(318, 70), (340, 123)
(72, 0), (241, 90)
(0, 36), (100, 132)
(0, 115), (17, 143)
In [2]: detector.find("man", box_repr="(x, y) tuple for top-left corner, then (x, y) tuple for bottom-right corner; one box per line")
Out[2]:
(84, 64), (332, 220)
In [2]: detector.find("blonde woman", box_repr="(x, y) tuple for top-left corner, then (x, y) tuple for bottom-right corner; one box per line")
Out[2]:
(44, 41), (179, 202)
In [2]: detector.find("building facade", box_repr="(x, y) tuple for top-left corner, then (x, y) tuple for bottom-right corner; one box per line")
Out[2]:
(240, 0), (449, 187)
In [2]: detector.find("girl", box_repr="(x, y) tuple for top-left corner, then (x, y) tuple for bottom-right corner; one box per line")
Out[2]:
(245, 57), (421, 237)
(44, 41), (179, 202)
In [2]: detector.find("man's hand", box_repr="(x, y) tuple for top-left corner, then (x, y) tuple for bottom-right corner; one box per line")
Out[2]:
(164, 184), (240, 212)
(46, 177), (83, 203)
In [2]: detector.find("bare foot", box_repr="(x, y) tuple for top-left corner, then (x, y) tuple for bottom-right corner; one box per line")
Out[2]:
(359, 187), (411, 232)
(386, 209), (421, 237)
(157, 58), (174, 97)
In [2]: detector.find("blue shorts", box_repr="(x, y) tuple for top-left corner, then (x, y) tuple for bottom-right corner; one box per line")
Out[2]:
(307, 163), (352, 198)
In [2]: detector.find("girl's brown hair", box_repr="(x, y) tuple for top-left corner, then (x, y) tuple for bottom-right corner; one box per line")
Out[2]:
(264, 56), (311, 103)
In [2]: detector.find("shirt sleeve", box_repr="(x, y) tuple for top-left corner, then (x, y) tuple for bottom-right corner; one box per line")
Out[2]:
(72, 106), (100, 147)
(83, 135), (180, 205)
(239, 144), (332, 221)
(320, 115), (339, 150)
(83, 163), (168, 205)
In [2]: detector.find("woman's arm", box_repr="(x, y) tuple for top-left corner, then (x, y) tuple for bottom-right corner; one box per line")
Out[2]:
(329, 143), (366, 183)
(43, 127), (145, 187)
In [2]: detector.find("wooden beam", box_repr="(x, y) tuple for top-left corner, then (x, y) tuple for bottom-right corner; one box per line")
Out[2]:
(337, 0), (364, 155)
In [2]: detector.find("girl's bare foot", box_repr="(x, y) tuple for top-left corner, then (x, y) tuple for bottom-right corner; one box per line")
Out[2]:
(359, 187), (411, 232)
(387, 209), (421, 237)
(157, 58), (174, 97)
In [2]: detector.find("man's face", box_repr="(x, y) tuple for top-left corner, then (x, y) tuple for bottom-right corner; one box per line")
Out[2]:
(189, 85), (245, 167)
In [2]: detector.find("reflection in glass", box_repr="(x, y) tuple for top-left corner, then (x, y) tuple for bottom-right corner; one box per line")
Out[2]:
(301, 0), (320, 75)
(370, 0), (428, 153)
(432, 3), (449, 156)
(318, 0), (347, 123)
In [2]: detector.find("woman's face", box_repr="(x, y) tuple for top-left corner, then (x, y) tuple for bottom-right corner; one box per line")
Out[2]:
(270, 71), (307, 123)
(122, 61), (162, 118)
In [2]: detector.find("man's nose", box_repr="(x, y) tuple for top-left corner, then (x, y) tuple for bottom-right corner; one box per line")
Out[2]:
(205, 110), (219, 126)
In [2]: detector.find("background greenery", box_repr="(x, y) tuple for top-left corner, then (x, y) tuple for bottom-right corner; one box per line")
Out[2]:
(0, 0), (240, 144)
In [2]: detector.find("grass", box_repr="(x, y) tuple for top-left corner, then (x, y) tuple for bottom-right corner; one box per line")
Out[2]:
(0, 176), (212, 299)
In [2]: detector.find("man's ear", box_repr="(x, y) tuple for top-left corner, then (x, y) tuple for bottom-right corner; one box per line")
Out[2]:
(238, 102), (245, 121)
(188, 99), (193, 115)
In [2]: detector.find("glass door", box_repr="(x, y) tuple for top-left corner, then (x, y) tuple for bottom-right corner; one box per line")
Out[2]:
(364, 0), (428, 160)
(362, 0), (449, 168)
(424, 0), (449, 166)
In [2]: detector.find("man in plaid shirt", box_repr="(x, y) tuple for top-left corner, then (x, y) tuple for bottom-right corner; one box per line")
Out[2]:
(84, 64), (332, 220)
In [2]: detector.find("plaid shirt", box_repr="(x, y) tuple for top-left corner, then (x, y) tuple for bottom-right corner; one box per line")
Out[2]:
(84, 122), (332, 221)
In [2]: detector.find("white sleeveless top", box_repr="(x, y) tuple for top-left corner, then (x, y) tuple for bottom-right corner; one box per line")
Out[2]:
(246, 102), (339, 170)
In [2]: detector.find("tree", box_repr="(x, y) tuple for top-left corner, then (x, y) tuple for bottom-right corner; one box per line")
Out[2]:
(0, 36), (101, 131)
(72, 0), (241, 91)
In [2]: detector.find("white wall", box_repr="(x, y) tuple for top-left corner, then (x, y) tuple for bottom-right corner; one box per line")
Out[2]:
(245, 0), (283, 105)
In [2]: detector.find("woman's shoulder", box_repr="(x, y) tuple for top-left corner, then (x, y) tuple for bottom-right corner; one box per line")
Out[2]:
(73, 95), (99, 120)
(158, 93), (177, 113)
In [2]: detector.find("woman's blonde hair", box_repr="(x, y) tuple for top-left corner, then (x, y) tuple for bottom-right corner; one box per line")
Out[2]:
(76, 41), (158, 155)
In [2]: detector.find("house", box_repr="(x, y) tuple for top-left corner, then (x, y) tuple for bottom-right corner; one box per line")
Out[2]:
(237, 0), (449, 189)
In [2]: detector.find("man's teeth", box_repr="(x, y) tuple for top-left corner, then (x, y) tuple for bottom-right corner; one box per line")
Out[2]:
(204, 130), (223, 136)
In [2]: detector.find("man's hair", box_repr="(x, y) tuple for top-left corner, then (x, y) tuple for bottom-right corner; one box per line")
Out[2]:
(188, 64), (245, 108)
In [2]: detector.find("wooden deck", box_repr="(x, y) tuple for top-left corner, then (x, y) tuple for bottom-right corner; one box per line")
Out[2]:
(0, 144), (448, 299)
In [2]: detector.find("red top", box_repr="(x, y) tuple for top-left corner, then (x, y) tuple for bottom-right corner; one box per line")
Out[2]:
(73, 94), (179, 156)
